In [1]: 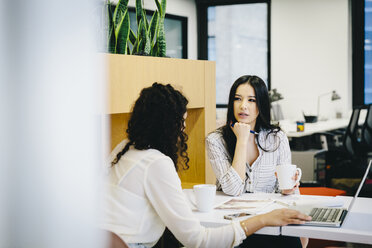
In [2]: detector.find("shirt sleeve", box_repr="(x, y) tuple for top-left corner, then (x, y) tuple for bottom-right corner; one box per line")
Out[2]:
(276, 131), (291, 165)
(144, 157), (246, 248)
(205, 133), (246, 196)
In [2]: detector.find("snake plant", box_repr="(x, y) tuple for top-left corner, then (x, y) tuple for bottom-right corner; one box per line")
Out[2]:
(107, 0), (167, 57)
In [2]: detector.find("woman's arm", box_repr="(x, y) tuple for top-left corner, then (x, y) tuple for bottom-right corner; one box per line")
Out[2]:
(230, 123), (251, 180)
(144, 157), (311, 247)
(144, 157), (245, 247)
(240, 208), (311, 236)
(206, 132), (246, 196)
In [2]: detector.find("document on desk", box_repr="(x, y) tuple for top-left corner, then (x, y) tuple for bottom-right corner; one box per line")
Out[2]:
(216, 199), (274, 214)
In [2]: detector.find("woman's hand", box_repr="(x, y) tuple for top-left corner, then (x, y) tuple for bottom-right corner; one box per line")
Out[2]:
(240, 208), (311, 236)
(260, 208), (311, 226)
(230, 122), (252, 142)
(275, 170), (300, 195)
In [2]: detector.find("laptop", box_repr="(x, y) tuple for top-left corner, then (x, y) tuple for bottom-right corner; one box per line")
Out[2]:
(297, 160), (371, 227)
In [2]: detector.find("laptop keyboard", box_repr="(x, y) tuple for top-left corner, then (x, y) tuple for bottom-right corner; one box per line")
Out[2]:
(309, 208), (341, 222)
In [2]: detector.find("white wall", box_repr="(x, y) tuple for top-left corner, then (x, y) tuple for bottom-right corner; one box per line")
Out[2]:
(0, 1), (105, 247)
(271, 0), (351, 121)
(126, 0), (198, 60)
(116, 0), (352, 120)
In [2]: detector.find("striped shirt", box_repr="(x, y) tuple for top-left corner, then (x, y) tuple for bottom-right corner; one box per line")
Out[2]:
(206, 128), (292, 196)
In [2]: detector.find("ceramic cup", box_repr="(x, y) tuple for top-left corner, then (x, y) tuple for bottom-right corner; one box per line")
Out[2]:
(275, 164), (302, 190)
(193, 184), (216, 212)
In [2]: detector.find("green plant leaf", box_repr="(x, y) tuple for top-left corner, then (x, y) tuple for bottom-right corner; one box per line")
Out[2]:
(107, 1), (116, 53)
(139, 19), (150, 55)
(155, 0), (162, 17)
(135, 0), (143, 27)
(113, 0), (129, 30)
(129, 29), (137, 45)
(157, 19), (166, 57)
(137, 18), (143, 43)
(151, 41), (158, 56)
(149, 10), (159, 44)
(144, 30), (151, 55)
(132, 39), (139, 54)
(115, 9), (130, 54)
(161, 0), (166, 18)
(136, 19), (144, 53)
(127, 44), (131, 55)
(142, 9), (149, 31)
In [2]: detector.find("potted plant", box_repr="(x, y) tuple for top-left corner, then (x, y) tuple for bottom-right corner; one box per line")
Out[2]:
(107, 0), (167, 57)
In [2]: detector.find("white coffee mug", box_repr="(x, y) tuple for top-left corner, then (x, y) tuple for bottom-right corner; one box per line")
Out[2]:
(193, 184), (216, 212)
(275, 164), (302, 190)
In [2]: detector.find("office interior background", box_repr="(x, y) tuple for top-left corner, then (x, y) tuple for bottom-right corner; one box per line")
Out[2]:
(0, 0), (371, 247)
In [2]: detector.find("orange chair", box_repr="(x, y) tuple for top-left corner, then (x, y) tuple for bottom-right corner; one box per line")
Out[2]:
(299, 187), (346, 196)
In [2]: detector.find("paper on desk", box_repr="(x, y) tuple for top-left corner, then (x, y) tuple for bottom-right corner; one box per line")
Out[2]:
(215, 199), (273, 214)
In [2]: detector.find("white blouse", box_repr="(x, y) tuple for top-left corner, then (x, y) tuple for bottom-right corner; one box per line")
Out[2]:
(101, 140), (246, 248)
(206, 129), (292, 196)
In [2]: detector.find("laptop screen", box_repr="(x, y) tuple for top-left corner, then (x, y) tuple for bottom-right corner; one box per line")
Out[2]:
(347, 160), (372, 211)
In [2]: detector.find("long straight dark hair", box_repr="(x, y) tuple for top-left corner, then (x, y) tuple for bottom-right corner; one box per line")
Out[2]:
(112, 83), (189, 171)
(221, 75), (280, 158)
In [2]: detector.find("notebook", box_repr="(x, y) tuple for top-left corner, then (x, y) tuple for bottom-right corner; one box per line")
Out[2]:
(296, 160), (371, 227)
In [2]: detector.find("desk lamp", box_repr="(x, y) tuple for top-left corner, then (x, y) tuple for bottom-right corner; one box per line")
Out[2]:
(269, 88), (283, 102)
(269, 89), (284, 121)
(317, 90), (341, 120)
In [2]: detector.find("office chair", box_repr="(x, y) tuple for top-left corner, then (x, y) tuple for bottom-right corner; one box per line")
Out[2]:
(361, 104), (372, 153)
(325, 106), (368, 186)
(343, 106), (363, 157)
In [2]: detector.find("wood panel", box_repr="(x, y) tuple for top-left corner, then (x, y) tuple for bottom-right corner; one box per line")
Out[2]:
(110, 113), (130, 151)
(178, 108), (205, 184)
(204, 61), (217, 184)
(107, 54), (205, 114)
(110, 109), (206, 185)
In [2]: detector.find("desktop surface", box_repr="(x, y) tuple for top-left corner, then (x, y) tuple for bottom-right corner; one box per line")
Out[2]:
(184, 190), (372, 245)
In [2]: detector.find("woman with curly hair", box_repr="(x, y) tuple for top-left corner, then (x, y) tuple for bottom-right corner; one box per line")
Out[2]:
(102, 83), (310, 248)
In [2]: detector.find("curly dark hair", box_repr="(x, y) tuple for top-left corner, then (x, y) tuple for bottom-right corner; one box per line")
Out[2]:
(112, 83), (189, 171)
(221, 75), (281, 157)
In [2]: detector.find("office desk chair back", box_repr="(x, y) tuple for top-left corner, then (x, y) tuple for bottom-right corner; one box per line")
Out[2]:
(343, 106), (363, 157)
(299, 160), (371, 227)
(361, 104), (372, 152)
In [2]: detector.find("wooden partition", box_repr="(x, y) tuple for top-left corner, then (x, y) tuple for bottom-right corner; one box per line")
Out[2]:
(106, 54), (216, 188)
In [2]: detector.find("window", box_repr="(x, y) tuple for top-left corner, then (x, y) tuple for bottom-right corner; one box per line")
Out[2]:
(352, 0), (372, 105)
(365, 1), (372, 104)
(197, 0), (270, 107)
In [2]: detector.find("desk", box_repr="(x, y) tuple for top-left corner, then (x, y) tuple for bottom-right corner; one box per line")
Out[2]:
(183, 190), (281, 235)
(184, 190), (372, 245)
(279, 118), (349, 138)
(280, 118), (349, 182)
(281, 196), (372, 245)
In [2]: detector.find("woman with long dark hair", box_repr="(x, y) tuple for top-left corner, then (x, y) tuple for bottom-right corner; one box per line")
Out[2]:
(102, 83), (310, 248)
(206, 75), (299, 196)
(206, 76), (306, 247)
